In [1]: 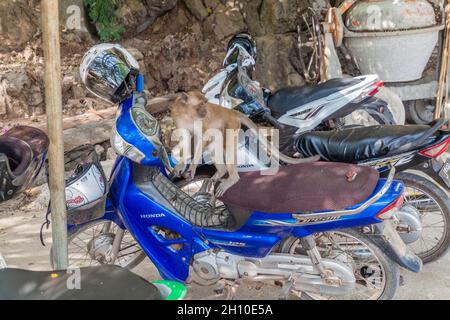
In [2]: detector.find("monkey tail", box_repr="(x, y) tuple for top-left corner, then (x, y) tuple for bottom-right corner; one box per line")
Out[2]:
(238, 114), (319, 164)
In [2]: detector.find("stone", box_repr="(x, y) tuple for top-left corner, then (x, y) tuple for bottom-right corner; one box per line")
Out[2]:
(95, 144), (105, 158)
(71, 85), (86, 100)
(0, 1), (38, 52)
(126, 47), (145, 61)
(59, 0), (93, 36)
(259, 0), (309, 35)
(3, 71), (31, 98)
(0, 80), (10, 115)
(116, 0), (178, 36)
(22, 46), (35, 62)
(116, 0), (149, 37)
(184, 0), (209, 21)
(254, 35), (306, 91)
(204, 0), (222, 12)
(62, 75), (76, 95)
(28, 85), (44, 107)
(212, 6), (247, 40)
(238, 0), (265, 36)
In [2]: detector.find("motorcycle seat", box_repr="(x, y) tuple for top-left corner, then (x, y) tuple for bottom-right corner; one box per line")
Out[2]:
(295, 121), (445, 163)
(0, 137), (33, 177)
(267, 78), (361, 116)
(220, 162), (379, 213)
(0, 266), (163, 300)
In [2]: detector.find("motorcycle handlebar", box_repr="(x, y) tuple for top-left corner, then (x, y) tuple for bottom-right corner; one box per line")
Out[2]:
(262, 112), (283, 129)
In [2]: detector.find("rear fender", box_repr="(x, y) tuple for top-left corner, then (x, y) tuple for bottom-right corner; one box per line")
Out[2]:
(356, 97), (396, 125)
(370, 220), (422, 273)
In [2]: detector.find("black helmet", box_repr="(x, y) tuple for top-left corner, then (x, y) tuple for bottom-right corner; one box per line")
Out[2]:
(223, 33), (257, 67)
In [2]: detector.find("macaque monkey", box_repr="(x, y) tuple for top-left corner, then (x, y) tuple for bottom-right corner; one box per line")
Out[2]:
(170, 91), (319, 197)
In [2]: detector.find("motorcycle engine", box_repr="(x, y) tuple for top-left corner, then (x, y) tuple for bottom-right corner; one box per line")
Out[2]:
(191, 251), (241, 285)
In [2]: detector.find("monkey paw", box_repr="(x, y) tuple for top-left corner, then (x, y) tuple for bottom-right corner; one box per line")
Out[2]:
(215, 180), (235, 198)
(173, 163), (186, 177)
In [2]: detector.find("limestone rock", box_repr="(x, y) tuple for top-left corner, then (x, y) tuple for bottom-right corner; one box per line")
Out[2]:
(116, 0), (178, 36)
(254, 34), (306, 91)
(259, 0), (308, 35)
(184, 0), (209, 21)
(126, 47), (145, 61)
(27, 84), (43, 107)
(3, 70), (31, 98)
(59, 0), (93, 36)
(0, 1), (38, 52)
(207, 4), (247, 40)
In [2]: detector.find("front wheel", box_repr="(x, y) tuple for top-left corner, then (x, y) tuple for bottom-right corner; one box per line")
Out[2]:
(279, 229), (400, 300)
(50, 219), (146, 269)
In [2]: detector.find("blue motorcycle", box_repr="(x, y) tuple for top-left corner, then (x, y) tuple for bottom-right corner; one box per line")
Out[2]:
(56, 87), (422, 300)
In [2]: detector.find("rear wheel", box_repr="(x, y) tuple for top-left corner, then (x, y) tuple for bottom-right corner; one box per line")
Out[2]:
(280, 229), (400, 300)
(405, 99), (435, 125)
(396, 172), (450, 263)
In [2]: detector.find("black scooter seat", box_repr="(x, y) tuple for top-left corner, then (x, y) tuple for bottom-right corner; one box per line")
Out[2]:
(0, 266), (162, 300)
(268, 78), (361, 116)
(296, 121), (446, 163)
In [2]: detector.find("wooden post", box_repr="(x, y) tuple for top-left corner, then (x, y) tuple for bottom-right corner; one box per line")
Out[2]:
(41, 0), (68, 269)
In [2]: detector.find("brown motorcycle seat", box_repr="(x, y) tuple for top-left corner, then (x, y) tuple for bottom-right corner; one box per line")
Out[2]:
(220, 162), (379, 213)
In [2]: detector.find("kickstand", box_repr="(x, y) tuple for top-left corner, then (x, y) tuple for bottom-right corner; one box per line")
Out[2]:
(279, 277), (294, 300)
(213, 279), (240, 300)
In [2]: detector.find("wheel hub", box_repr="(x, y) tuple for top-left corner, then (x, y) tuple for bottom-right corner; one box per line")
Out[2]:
(394, 204), (422, 244)
(87, 233), (115, 263)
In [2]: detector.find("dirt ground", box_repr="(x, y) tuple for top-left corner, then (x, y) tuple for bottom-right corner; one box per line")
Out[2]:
(1, 192), (449, 300)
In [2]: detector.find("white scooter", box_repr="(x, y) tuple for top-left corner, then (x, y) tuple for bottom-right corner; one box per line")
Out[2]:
(203, 45), (399, 134)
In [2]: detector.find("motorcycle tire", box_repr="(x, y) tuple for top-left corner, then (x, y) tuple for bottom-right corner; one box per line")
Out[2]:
(280, 228), (400, 300)
(50, 219), (146, 270)
(396, 171), (450, 264)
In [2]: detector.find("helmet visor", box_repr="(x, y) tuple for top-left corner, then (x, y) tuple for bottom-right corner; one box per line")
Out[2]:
(84, 48), (133, 103)
(223, 44), (256, 68)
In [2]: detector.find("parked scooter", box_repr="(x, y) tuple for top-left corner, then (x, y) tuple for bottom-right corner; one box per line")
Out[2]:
(202, 33), (400, 134)
(202, 33), (450, 264)
(208, 60), (450, 264)
(295, 121), (450, 263)
(0, 126), (49, 203)
(54, 44), (422, 300)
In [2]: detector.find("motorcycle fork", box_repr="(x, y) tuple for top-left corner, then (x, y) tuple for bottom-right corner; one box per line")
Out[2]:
(110, 228), (125, 264)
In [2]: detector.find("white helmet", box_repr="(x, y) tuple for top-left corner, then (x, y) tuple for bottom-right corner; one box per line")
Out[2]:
(64, 145), (108, 225)
(80, 43), (140, 103)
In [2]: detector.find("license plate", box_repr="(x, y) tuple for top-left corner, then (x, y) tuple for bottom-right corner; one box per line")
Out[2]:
(439, 158), (450, 188)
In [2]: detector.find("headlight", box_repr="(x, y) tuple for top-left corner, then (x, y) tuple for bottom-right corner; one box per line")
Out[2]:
(111, 128), (145, 163)
(130, 107), (159, 137)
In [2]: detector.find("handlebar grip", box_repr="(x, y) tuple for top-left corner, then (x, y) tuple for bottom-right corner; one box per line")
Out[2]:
(262, 112), (283, 129)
